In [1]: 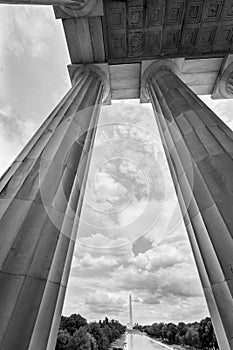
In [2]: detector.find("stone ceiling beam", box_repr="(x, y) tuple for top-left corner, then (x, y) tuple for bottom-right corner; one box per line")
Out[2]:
(0, 0), (103, 18)
(0, 0), (86, 5)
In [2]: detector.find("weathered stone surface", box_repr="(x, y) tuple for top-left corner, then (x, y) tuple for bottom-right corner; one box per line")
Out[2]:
(103, 0), (233, 63)
(146, 66), (233, 350)
(0, 0), (88, 5)
(0, 66), (105, 350)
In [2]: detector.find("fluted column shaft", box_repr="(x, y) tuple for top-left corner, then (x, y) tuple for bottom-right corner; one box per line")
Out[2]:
(146, 68), (233, 350)
(0, 67), (104, 350)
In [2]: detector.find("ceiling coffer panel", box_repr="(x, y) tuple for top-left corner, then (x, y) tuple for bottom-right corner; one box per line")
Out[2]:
(103, 0), (233, 63)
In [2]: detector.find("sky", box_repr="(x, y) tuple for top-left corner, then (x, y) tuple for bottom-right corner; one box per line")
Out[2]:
(1, 4), (233, 326)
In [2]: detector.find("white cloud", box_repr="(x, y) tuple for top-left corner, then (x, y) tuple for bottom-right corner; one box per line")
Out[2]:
(0, 101), (37, 175)
(131, 243), (189, 273)
(0, 5), (53, 58)
(80, 254), (117, 269)
(65, 102), (211, 323)
(85, 292), (126, 315)
(94, 171), (128, 203)
(71, 253), (118, 279)
(142, 295), (160, 305)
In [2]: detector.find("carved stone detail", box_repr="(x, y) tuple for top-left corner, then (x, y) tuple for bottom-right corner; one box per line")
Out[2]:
(146, 4), (164, 26)
(219, 62), (233, 97)
(186, 1), (203, 23)
(211, 54), (233, 99)
(226, 73), (233, 94)
(203, 0), (223, 22)
(0, 0), (86, 4)
(214, 61), (233, 98)
(103, 0), (233, 62)
(0, 0), (97, 8)
(54, 0), (102, 18)
(68, 64), (111, 104)
(165, 0), (185, 25)
(181, 29), (198, 47)
(128, 7), (144, 28)
(145, 31), (161, 54)
(63, 0), (88, 9)
(128, 32), (143, 56)
(140, 59), (184, 103)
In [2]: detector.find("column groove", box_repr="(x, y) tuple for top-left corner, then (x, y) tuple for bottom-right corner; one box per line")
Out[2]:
(146, 67), (233, 350)
(0, 66), (105, 350)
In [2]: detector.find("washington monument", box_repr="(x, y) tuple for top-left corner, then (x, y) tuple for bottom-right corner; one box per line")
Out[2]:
(129, 294), (133, 331)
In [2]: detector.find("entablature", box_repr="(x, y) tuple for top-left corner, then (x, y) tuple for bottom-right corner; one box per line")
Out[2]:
(54, 0), (233, 100)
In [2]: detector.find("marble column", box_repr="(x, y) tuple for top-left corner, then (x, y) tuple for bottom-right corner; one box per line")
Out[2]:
(0, 64), (108, 350)
(144, 63), (233, 350)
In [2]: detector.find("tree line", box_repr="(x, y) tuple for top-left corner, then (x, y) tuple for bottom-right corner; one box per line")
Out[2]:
(56, 314), (126, 350)
(134, 317), (219, 349)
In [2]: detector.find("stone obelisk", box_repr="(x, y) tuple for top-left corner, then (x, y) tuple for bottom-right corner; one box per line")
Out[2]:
(129, 294), (133, 330)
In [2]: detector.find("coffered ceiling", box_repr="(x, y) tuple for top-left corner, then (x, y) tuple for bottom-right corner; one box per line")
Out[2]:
(103, 0), (233, 63)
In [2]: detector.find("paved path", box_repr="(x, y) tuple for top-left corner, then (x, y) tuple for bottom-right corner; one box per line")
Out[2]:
(125, 333), (174, 350)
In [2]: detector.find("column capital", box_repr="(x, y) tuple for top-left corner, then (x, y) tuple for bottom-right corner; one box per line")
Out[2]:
(140, 58), (184, 103)
(212, 54), (233, 99)
(68, 63), (111, 105)
(54, 0), (103, 18)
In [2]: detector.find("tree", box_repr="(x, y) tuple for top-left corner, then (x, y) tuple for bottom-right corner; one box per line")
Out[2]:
(86, 332), (98, 350)
(103, 317), (109, 325)
(166, 323), (178, 344)
(56, 313), (126, 350)
(185, 325), (200, 348)
(55, 329), (71, 350)
(177, 322), (187, 345)
(60, 314), (87, 335)
(142, 317), (219, 349)
(69, 327), (91, 350)
(88, 322), (109, 350)
(199, 317), (216, 349)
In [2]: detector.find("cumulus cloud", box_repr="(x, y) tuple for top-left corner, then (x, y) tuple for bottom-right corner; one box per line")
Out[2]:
(85, 292), (126, 315)
(115, 267), (160, 293)
(109, 244), (203, 310)
(64, 102), (211, 323)
(131, 244), (189, 272)
(71, 253), (118, 279)
(0, 100), (37, 174)
(0, 100), (36, 140)
(76, 232), (133, 253)
(0, 4), (70, 130)
(80, 254), (117, 269)
(94, 171), (127, 203)
(0, 5), (53, 58)
(142, 295), (161, 305)
(157, 264), (203, 299)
